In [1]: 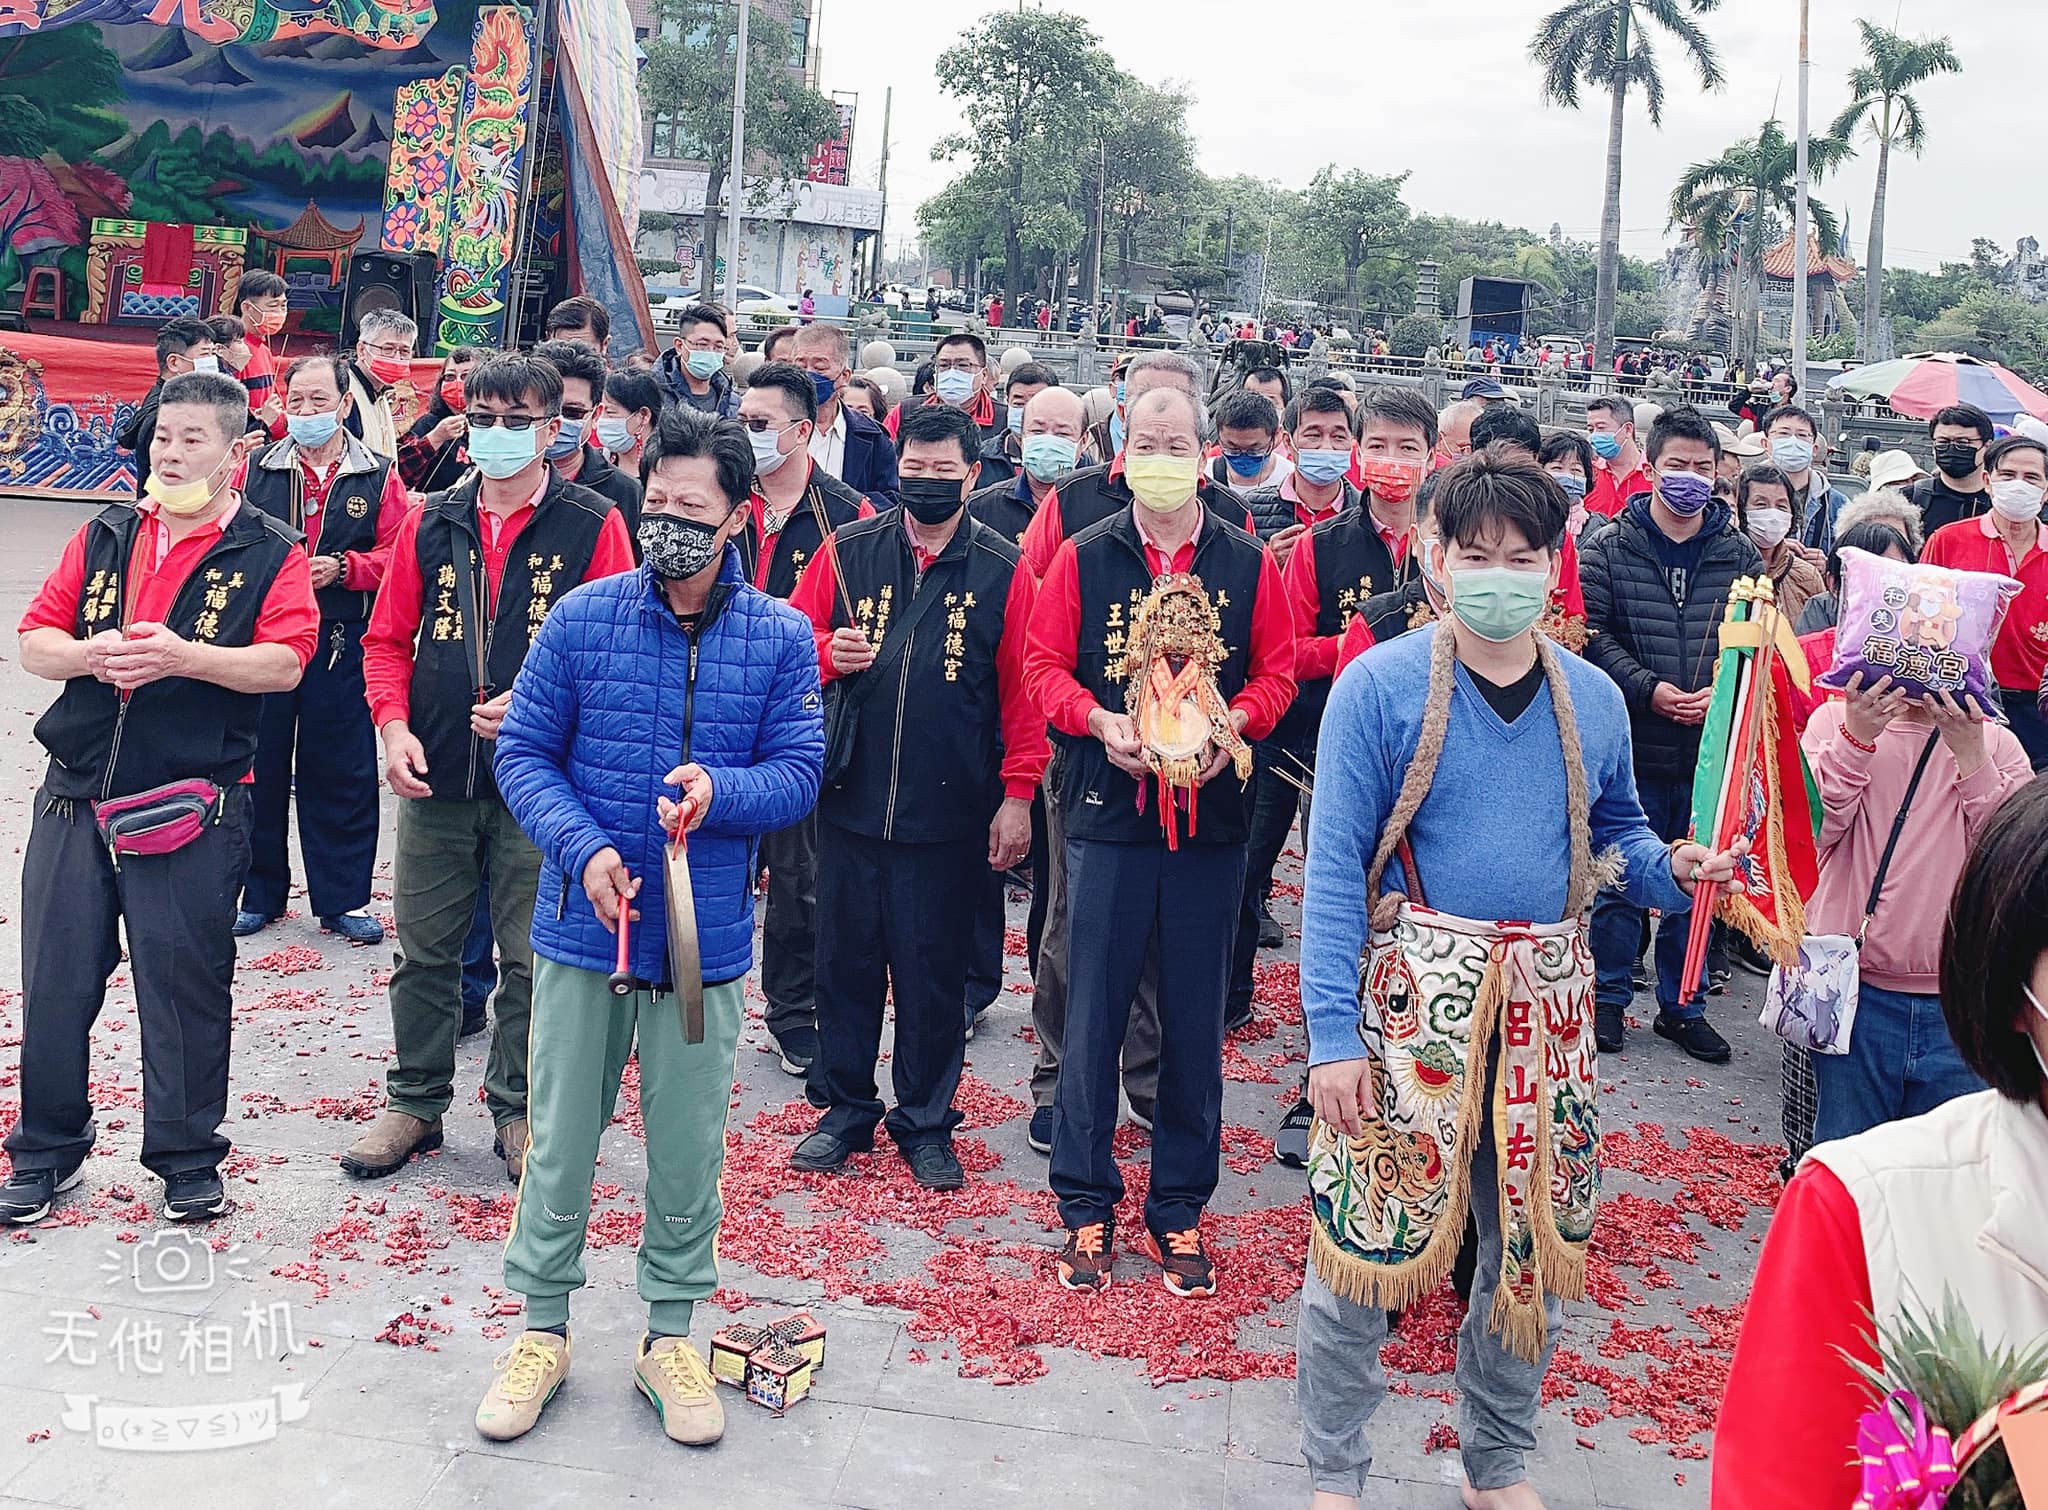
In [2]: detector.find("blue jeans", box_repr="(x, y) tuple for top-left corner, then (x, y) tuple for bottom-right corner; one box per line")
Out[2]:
(1811, 983), (1984, 1145)
(1589, 770), (1698, 1020)
(460, 872), (496, 1017)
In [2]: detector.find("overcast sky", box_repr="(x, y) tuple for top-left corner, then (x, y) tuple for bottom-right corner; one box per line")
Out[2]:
(817, 0), (2027, 274)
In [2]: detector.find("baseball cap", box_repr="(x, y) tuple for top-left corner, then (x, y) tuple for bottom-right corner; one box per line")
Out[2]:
(1460, 377), (1510, 401)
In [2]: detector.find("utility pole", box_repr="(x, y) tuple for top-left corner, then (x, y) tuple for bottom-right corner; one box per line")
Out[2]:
(872, 86), (891, 293)
(1791, 0), (1812, 388)
(1257, 187), (1274, 316)
(724, 0), (749, 314)
(1222, 206), (1235, 303)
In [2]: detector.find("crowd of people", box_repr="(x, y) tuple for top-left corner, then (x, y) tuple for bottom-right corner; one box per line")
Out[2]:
(5, 283), (2048, 1507)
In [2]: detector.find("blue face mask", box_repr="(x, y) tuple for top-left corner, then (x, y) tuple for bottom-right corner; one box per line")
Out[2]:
(594, 415), (635, 454)
(468, 421), (541, 480)
(1021, 433), (1078, 482)
(1115, 379), (1127, 406)
(190, 354), (221, 375)
(1222, 449), (1269, 478)
(545, 416), (587, 462)
(1548, 470), (1589, 502)
(934, 369), (977, 406)
(1109, 411), (1126, 456)
(1588, 430), (1623, 461)
(286, 411), (340, 448)
(811, 371), (838, 409)
(685, 348), (724, 381)
(1769, 435), (1815, 472)
(1006, 402), (1024, 435)
(1296, 448), (1352, 486)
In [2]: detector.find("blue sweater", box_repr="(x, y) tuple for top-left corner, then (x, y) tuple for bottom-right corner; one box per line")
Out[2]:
(493, 552), (823, 985)
(1300, 625), (1691, 1067)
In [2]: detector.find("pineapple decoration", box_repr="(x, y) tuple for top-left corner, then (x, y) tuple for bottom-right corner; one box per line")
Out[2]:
(1117, 572), (1253, 849)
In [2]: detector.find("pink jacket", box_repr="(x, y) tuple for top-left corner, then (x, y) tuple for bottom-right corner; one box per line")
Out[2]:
(1801, 704), (2033, 993)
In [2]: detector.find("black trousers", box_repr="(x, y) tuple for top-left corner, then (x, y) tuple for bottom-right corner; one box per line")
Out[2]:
(966, 788), (1051, 1015)
(759, 812), (817, 1040)
(1050, 837), (1244, 1233)
(1228, 738), (1304, 1019)
(813, 821), (982, 1150)
(2001, 690), (2048, 771)
(7, 785), (251, 1179)
(242, 618), (378, 918)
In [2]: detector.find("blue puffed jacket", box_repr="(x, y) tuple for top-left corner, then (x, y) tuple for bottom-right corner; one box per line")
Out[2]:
(493, 549), (823, 985)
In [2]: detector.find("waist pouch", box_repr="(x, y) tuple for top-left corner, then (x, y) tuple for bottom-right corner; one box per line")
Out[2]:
(93, 778), (224, 863)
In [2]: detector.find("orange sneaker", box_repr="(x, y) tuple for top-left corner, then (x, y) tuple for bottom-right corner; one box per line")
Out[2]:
(1140, 1225), (1216, 1298)
(1056, 1218), (1115, 1292)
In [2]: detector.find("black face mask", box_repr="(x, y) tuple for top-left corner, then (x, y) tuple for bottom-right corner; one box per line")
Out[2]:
(900, 477), (966, 525)
(1933, 439), (1981, 480)
(639, 513), (727, 581)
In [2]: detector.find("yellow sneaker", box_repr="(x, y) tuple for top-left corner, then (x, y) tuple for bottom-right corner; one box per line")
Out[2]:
(474, 1330), (569, 1441)
(634, 1335), (725, 1446)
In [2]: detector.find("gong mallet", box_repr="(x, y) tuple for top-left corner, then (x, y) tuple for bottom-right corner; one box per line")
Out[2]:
(608, 872), (635, 996)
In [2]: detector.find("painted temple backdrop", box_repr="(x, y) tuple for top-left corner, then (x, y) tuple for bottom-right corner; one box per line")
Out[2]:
(0, 0), (647, 496)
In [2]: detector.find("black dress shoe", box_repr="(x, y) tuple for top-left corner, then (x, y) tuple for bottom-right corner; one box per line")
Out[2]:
(789, 1130), (860, 1173)
(1653, 1011), (1732, 1065)
(804, 1079), (830, 1110)
(1257, 907), (1285, 950)
(1595, 1002), (1626, 1054)
(459, 1008), (489, 1040)
(904, 1143), (965, 1191)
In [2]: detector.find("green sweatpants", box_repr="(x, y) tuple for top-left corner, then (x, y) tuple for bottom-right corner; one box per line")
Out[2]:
(502, 957), (744, 1336)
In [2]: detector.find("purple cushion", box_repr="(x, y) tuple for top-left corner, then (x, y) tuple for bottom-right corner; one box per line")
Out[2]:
(1817, 545), (2021, 705)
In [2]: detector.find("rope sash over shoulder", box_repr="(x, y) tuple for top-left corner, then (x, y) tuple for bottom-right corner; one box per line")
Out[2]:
(1311, 627), (1606, 1363)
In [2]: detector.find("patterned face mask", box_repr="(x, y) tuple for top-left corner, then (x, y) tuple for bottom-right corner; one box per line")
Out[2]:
(639, 512), (728, 581)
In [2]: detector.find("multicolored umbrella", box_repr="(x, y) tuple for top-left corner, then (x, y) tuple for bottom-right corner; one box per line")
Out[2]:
(1826, 351), (2048, 424)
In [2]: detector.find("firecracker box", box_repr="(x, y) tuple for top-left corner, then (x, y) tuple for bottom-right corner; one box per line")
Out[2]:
(709, 1323), (772, 1387)
(744, 1343), (814, 1412)
(766, 1309), (827, 1372)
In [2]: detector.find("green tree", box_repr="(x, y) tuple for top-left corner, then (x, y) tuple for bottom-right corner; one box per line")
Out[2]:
(1830, 20), (1961, 360)
(933, 9), (1116, 313)
(1913, 289), (2048, 380)
(1531, 0), (1725, 368)
(0, 27), (126, 162)
(1388, 314), (1441, 358)
(1303, 166), (1411, 317)
(641, 0), (841, 298)
(1669, 117), (1852, 364)
(1097, 76), (1198, 289)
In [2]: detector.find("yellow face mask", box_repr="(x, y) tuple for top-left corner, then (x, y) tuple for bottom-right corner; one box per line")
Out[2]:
(1125, 454), (1199, 513)
(143, 447), (237, 517)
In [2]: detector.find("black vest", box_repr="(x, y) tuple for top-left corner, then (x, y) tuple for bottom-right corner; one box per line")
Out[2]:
(1359, 579), (1437, 650)
(818, 510), (1022, 844)
(967, 477), (1037, 550)
(1286, 507), (1410, 745)
(241, 438), (392, 622)
(34, 502), (302, 800)
(1242, 479), (1365, 543)
(738, 467), (868, 599)
(1059, 508), (1268, 846)
(408, 474), (612, 801)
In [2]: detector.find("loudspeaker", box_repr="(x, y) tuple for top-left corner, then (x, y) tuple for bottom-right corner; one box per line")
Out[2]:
(341, 251), (438, 349)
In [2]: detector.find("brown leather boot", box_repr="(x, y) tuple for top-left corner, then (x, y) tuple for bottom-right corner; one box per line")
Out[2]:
(494, 1117), (529, 1184)
(339, 1111), (442, 1179)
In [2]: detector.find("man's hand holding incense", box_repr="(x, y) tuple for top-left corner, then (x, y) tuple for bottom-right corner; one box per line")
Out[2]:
(1671, 834), (1749, 898)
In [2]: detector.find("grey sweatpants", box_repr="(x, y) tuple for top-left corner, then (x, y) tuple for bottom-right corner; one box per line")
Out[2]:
(1295, 1107), (1561, 1497)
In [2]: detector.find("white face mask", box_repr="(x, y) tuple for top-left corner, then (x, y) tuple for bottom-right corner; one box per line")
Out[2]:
(1745, 506), (1793, 549)
(2025, 984), (2048, 1081)
(1991, 477), (2046, 523)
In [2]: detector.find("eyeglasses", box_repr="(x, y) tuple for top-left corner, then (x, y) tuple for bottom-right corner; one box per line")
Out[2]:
(359, 341), (412, 360)
(468, 412), (556, 431)
(932, 360), (980, 374)
(739, 417), (798, 435)
(560, 403), (593, 421)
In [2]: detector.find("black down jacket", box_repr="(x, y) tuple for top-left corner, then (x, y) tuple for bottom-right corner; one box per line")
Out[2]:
(1579, 498), (1763, 782)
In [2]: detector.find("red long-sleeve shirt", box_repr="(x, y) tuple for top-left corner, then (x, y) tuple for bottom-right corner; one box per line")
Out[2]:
(1920, 514), (2048, 694)
(1024, 525), (1296, 743)
(239, 335), (288, 440)
(789, 521), (1048, 801)
(1282, 525), (1345, 684)
(1586, 457), (1654, 519)
(1711, 1162), (1875, 1510)
(296, 455), (411, 593)
(361, 489), (636, 728)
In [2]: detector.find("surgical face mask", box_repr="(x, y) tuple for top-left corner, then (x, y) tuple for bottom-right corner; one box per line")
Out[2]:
(1657, 469), (1714, 517)
(1448, 564), (1549, 643)
(440, 379), (468, 412)
(1356, 455), (1423, 502)
(900, 476), (966, 525)
(1006, 402), (1025, 435)
(1991, 477), (2046, 522)
(1934, 439), (1981, 479)
(286, 411), (341, 449)
(1109, 411), (1126, 455)
(143, 445), (238, 517)
(1548, 470), (1588, 502)
(468, 420), (542, 480)
(749, 423), (794, 477)
(247, 309), (285, 338)
(1769, 435), (1815, 472)
(639, 512), (727, 581)
(1300, 448), (1357, 488)
(1124, 453), (1199, 513)
(1588, 430), (1623, 461)
(810, 371), (838, 409)
(934, 369), (977, 406)
(2026, 984), (2048, 1082)
(1021, 433), (1077, 482)
(545, 415), (587, 462)
(594, 415), (635, 453)
(1115, 378), (1127, 407)
(685, 348), (725, 381)
(365, 356), (412, 388)
(190, 354), (221, 375)
(1222, 448), (1269, 479)
(1744, 506), (1794, 549)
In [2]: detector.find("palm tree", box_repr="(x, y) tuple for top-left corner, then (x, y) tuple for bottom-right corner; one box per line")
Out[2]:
(1531, 0), (1725, 371)
(1669, 118), (1853, 365)
(1831, 20), (1961, 361)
